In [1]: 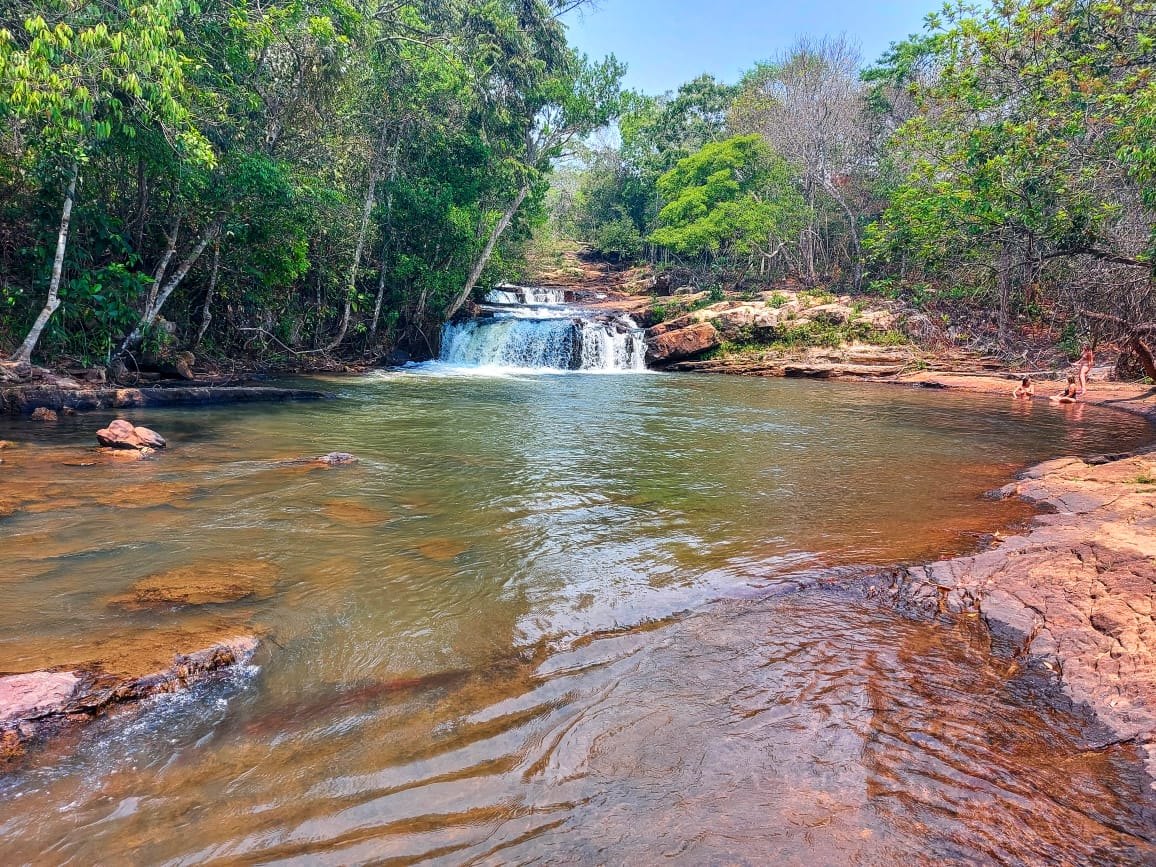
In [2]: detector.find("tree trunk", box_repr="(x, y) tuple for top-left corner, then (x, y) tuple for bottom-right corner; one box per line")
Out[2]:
(1129, 334), (1156, 382)
(369, 129), (403, 343)
(444, 183), (530, 320)
(194, 239), (221, 349)
(10, 159), (79, 364)
(147, 215), (181, 312)
(324, 120), (391, 352)
(119, 217), (223, 356)
(998, 239), (1011, 345)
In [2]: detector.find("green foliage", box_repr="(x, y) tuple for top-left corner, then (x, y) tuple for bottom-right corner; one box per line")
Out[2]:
(650, 134), (805, 259)
(591, 216), (642, 261)
(0, 0), (623, 362)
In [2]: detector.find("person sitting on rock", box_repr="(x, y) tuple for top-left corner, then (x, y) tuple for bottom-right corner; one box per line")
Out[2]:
(1076, 344), (1094, 395)
(1013, 376), (1035, 399)
(1050, 376), (1079, 403)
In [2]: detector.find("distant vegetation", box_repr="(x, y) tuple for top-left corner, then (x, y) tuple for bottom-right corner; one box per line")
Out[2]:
(0, 0), (621, 366)
(553, 1), (1156, 377)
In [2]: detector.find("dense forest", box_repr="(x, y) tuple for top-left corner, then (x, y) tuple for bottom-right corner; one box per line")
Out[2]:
(0, 0), (620, 368)
(556, 0), (1156, 377)
(2, 0), (1155, 375)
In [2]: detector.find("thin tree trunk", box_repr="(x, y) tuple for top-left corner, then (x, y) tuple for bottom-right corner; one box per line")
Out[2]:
(369, 128), (404, 343)
(119, 216), (223, 355)
(194, 238), (221, 348)
(324, 120), (391, 352)
(998, 239), (1011, 345)
(10, 159), (79, 364)
(147, 215), (181, 312)
(444, 183), (530, 320)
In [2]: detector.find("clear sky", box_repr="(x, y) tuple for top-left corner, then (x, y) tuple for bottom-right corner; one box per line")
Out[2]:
(564, 0), (940, 95)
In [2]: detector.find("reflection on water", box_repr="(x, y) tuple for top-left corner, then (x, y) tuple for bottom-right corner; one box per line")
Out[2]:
(0, 374), (1153, 862)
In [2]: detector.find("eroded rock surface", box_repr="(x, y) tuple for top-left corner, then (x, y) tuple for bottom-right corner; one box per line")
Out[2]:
(107, 561), (279, 610)
(891, 452), (1156, 777)
(0, 636), (258, 764)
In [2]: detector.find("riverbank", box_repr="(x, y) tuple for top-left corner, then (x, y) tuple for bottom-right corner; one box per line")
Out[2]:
(857, 377), (1156, 782)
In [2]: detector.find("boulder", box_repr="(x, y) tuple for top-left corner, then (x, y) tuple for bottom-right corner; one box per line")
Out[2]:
(646, 322), (721, 364)
(133, 426), (167, 449)
(316, 452), (359, 466)
(30, 407), (57, 422)
(95, 419), (167, 450)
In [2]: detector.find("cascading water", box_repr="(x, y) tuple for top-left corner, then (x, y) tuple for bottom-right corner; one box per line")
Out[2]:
(440, 285), (647, 372)
(485, 286), (567, 305)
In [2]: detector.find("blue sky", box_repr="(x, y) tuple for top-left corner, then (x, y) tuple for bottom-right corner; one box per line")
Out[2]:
(564, 0), (940, 94)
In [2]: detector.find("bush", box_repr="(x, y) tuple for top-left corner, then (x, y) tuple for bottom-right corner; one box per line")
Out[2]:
(591, 217), (643, 262)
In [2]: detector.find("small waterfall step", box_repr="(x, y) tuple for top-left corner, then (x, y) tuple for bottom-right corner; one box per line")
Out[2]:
(442, 284), (646, 372)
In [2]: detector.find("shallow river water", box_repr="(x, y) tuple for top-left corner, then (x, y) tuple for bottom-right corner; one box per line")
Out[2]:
(1, 372), (1155, 864)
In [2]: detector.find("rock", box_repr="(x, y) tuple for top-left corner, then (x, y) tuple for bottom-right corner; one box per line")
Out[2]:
(890, 453), (1156, 780)
(174, 351), (195, 380)
(0, 360), (33, 382)
(30, 407), (57, 422)
(416, 538), (471, 561)
(133, 426), (167, 449)
(96, 446), (154, 461)
(646, 322), (721, 364)
(650, 273), (674, 295)
(0, 636), (259, 764)
(316, 452), (359, 466)
(95, 419), (166, 450)
(0, 671), (81, 724)
(2, 385), (331, 415)
(108, 561), (279, 610)
(672, 285), (697, 296)
(0, 440), (13, 449)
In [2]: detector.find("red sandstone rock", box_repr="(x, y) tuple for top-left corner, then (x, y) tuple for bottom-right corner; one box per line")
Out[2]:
(133, 426), (166, 449)
(646, 322), (721, 364)
(96, 419), (166, 450)
(0, 671), (80, 724)
(0, 636), (258, 763)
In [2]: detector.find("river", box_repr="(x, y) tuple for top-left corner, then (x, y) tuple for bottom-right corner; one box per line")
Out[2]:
(1, 370), (1154, 863)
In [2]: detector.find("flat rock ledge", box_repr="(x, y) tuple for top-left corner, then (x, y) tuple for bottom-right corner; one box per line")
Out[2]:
(0, 636), (258, 764)
(1, 385), (330, 415)
(887, 452), (1156, 781)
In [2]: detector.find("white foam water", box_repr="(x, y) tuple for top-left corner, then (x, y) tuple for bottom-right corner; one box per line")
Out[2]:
(441, 288), (646, 373)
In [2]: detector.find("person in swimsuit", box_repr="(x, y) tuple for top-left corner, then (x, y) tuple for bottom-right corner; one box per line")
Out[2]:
(1013, 376), (1035, 399)
(1076, 345), (1094, 395)
(1050, 375), (1079, 403)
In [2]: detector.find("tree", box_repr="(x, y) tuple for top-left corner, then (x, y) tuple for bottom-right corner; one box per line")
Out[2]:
(867, 0), (1156, 355)
(731, 37), (872, 287)
(0, 0), (212, 363)
(443, 48), (624, 319)
(650, 134), (805, 275)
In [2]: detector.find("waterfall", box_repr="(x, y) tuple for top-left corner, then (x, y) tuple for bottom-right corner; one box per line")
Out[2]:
(485, 286), (567, 305)
(440, 286), (646, 372)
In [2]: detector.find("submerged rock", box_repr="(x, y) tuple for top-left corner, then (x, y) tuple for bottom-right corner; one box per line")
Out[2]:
(107, 561), (279, 610)
(30, 407), (57, 422)
(891, 452), (1156, 778)
(316, 452), (359, 466)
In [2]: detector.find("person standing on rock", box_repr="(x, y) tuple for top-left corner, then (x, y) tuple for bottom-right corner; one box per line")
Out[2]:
(1076, 344), (1094, 395)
